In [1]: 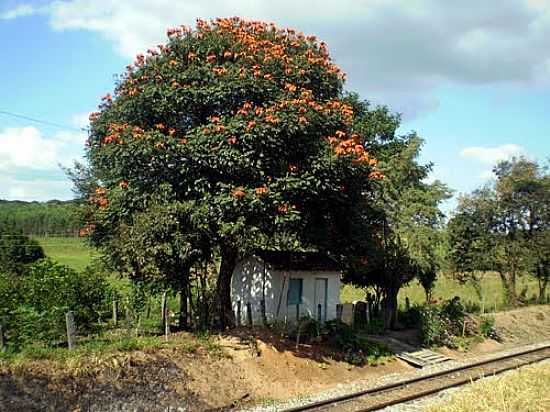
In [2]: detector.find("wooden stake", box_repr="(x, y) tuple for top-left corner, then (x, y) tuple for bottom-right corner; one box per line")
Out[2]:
(164, 303), (170, 341)
(161, 291), (168, 331)
(0, 324), (5, 352)
(246, 302), (253, 327)
(112, 300), (118, 326)
(65, 311), (76, 350)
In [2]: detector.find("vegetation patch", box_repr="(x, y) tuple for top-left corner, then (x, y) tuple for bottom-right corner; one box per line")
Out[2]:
(426, 362), (550, 412)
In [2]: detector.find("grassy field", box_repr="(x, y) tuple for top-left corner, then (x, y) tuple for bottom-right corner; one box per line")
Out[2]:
(35, 236), (541, 312)
(340, 274), (540, 312)
(426, 361), (550, 412)
(33, 236), (96, 272)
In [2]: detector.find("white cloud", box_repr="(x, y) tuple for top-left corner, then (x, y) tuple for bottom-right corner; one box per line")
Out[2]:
(0, 4), (37, 20)
(0, 175), (73, 201)
(0, 125), (85, 200)
(460, 144), (528, 165)
(0, 126), (85, 170)
(9, 0), (548, 118)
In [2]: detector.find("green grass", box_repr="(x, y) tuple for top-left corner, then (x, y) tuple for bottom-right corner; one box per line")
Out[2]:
(33, 236), (95, 271)
(341, 272), (540, 312)
(0, 331), (222, 366)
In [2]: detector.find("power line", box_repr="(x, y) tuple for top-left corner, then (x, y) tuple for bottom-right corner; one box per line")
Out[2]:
(0, 110), (87, 132)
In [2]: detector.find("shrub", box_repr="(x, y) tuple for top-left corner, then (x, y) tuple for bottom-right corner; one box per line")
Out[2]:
(419, 305), (445, 346)
(1, 259), (111, 348)
(479, 315), (500, 341)
(323, 320), (392, 366)
(418, 297), (465, 347)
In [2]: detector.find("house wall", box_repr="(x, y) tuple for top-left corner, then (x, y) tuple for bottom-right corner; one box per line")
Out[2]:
(231, 256), (341, 324)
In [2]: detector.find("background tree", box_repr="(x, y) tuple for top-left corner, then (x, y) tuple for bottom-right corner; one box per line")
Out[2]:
(81, 18), (381, 328)
(342, 100), (451, 328)
(448, 158), (549, 304)
(0, 223), (44, 275)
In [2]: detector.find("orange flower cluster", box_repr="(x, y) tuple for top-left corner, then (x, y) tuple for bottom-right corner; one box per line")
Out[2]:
(255, 186), (268, 196)
(212, 66), (227, 76)
(89, 187), (109, 209)
(232, 187), (246, 199)
(368, 171), (384, 180)
(103, 123), (129, 145)
(79, 224), (96, 237)
(328, 132), (378, 167)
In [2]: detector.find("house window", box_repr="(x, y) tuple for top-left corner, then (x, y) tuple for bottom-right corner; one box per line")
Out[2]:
(287, 278), (303, 305)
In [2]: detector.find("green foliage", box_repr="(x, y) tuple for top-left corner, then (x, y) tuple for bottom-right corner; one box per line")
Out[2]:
(448, 158), (549, 304)
(75, 18), (383, 328)
(479, 316), (499, 340)
(0, 200), (79, 235)
(342, 131), (451, 328)
(418, 297), (466, 347)
(0, 259), (110, 349)
(323, 320), (392, 366)
(0, 224), (44, 275)
(419, 305), (445, 346)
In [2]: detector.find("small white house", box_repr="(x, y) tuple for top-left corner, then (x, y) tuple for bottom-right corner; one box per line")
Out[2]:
(231, 251), (341, 324)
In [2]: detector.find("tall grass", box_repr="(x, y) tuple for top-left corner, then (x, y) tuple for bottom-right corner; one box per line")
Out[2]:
(426, 362), (550, 412)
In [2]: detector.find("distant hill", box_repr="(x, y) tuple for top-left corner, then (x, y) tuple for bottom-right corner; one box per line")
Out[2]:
(0, 199), (81, 236)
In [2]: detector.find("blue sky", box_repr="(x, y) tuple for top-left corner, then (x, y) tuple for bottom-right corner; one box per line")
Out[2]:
(0, 0), (549, 215)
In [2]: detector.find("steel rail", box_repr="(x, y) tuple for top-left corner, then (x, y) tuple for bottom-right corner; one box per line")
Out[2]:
(279, 343), (550, 412)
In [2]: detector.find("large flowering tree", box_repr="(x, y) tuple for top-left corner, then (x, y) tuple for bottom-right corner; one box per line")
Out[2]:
(83, 17), (381, 328)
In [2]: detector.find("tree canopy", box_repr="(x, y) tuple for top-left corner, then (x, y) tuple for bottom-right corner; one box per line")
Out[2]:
(448, 158), (549, 303)
(80, 17), (383, 328)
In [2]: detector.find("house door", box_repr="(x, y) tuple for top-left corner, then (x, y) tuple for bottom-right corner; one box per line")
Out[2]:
(314, 278), (328, 323)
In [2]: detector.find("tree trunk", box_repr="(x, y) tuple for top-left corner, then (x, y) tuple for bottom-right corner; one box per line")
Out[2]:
(538, 278), (548, 303)
(499, 272), (517, 307)
(216, 245), (238, 329)
(382, 288), (399, 330)
(178, 265), (190, 330)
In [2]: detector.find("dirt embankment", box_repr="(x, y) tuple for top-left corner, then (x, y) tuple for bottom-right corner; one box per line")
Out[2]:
(0, 331), (409, 412)
(1, 305), (548, 411)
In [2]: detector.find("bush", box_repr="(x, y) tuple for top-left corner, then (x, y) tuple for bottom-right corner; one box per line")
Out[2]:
(418, 297), (466, 347)
(0, 259), (111, 348)
(479, 316), (500, 341)
(287, 316), (321, 342)
(323, 320), (392, 366)
(419, 305), (445, 346)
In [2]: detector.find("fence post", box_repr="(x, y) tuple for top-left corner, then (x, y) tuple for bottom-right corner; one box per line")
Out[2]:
(112, 300), (118, 326)
(0, 323), (5, 352)
(260, 299), (267, 326)
(65, 311), (76, 350)
(317, 304), (322, 323)
(236, 300), (242, 326)
(164, 302), (170, 341)
(246, 302), (253, 327)
(405, 297), (410, 311)
(161, 291), (168, 330)
(336, 304), (342, 322)
(295, 304), (300, 322)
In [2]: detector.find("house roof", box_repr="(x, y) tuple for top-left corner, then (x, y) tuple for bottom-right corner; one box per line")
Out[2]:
(256, 251), (341, 272)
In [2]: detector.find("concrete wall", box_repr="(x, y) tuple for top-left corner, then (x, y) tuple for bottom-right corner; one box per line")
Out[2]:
(231, 256), (341, 324)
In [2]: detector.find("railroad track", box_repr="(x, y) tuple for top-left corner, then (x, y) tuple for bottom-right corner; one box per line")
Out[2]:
(280, 344), (550, 412)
